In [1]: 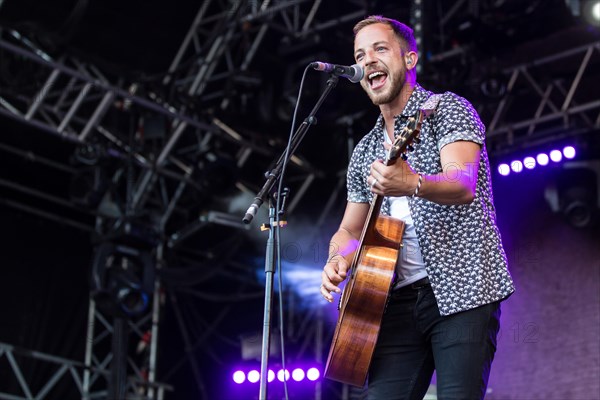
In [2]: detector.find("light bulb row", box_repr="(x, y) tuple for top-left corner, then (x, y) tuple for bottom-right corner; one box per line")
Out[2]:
(497, 146), (576, 176)
(232, 367), (321, 384)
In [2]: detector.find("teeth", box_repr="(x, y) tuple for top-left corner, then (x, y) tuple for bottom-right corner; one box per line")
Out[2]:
(368, 71), (385, 80)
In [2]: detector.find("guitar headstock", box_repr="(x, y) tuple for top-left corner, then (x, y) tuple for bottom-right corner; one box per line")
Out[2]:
(386, 110), (425, 163)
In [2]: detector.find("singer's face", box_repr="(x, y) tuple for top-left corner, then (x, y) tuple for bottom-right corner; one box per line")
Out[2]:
(354, 23), (407, 106)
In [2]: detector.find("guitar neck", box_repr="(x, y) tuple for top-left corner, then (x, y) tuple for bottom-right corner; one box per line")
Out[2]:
(354, 108), (430, 267)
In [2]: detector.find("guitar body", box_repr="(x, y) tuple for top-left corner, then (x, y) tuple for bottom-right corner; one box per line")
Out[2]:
(323, 106), (437, 387)
(324, 214), (405, 386)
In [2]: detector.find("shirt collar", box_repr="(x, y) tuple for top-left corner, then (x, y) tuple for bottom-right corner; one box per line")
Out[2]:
(373, 84), (430, 132)
(399, 83), (430, 117)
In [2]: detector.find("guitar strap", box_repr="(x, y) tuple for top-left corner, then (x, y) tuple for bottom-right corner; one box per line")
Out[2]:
(420, 93), (442, 119)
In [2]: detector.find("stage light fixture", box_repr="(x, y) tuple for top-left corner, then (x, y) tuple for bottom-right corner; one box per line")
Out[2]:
(563, 146), (576, 159)
(90, 241), (155, 317)
(550, 150), (563, 162)
(480, 73), (507, 99)
(230, 366), (322, 384)
(74, 143), (104, 165)
(537, 153), (550, 166)
(544, 161), (600, 228)
(498, 163), (510, 176)
(510, 160), (523, 173)
(292, 368), (305, 382)
(277, 369), (290, 382)
(232, 371), (245, 384)
(524, 156), (536, 170)
(497, 146), (578, 177)
(247, 370), (260, 383)
(306, 368), (320, 381)
(582, 0), (600, 25)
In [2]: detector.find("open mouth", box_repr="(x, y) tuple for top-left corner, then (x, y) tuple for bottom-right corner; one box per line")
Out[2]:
(368, 71), (387, 90)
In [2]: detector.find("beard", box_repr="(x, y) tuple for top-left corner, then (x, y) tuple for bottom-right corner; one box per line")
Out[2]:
(361, 67), (406, 106)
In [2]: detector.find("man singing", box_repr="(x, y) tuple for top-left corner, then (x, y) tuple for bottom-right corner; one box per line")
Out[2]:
(320, 15), (514, 400)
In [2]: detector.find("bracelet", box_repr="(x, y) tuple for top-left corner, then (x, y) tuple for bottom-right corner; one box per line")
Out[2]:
(412, 174), (423, 198)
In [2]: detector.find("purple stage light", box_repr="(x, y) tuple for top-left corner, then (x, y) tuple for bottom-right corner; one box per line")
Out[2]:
(277, 369), (290, 382)
(537, 153), (549, 166)
(306, 368), (320, 381)
(550, 149), (562, 162)
(232, 365), (321, 385)
(247, 370), (260, 383)
(510, 160), (523, 173)
(523, 156), (536, 169)
(563, 146), (576, 159)
(292, 368), (305, 382)
(233, 370), (246, 384)
(498, 163), (510, 176)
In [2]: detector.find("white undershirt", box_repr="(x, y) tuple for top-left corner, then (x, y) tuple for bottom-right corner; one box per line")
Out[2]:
(384, 133), (428, 289)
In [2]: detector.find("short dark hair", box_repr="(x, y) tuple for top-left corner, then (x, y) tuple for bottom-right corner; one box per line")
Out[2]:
(353, 15), (417, 53)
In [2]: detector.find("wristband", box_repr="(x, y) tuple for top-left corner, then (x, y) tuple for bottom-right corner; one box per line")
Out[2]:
(412, 174), (423, 198)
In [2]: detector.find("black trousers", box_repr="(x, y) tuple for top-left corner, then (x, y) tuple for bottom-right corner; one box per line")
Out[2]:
(367, 283), (501, 400)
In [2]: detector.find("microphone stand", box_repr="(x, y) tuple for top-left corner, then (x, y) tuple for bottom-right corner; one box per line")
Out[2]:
(243, 74), (340, 400)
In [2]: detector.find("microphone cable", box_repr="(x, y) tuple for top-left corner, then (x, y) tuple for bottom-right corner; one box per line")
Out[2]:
(274, 62), (312, 400)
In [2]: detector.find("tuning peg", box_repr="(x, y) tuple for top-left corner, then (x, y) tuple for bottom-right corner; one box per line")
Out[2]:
(413, 137), (421, 144)
(400, 153), (408, 161)
(407, 144), (414, 152)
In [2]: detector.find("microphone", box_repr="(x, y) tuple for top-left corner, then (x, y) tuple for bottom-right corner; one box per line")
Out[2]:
(310, 62), (364, 83)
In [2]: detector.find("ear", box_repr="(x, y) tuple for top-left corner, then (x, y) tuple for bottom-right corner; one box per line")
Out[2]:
(405, 51), (418, 69)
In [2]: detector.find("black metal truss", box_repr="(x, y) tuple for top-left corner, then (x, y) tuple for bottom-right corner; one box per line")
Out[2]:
(0, 341), (172, 400)
(162, 0), (369, 104)
(0, 25), (321, 236)
(482, 41), (600, 154)
(0, 4), (335, 397)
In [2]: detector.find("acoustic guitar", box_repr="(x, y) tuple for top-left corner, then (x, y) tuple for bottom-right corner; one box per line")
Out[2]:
(324, 105), (436, 387)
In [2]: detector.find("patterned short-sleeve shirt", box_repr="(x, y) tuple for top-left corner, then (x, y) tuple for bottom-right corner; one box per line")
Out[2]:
(347, 84), (515, 316)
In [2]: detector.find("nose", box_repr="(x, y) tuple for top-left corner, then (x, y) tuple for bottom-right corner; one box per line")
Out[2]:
(363, 49), (377, 67)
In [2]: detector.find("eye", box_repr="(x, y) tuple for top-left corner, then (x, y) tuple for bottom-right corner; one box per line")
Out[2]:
(376, 46), (386, 52)
(355, 53), (364, 62)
